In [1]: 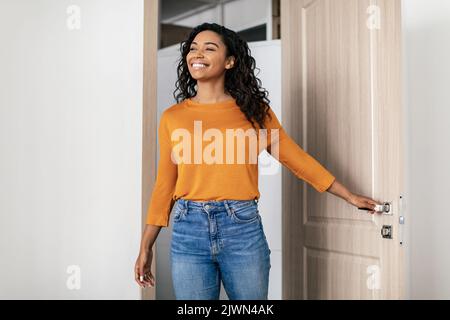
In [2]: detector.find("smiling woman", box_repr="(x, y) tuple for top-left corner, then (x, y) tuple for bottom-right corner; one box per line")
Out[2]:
(136, 21), (382, 301)
(185, 31), (236, 101)
(173, 24), (272, 132)
(189, 41), (217, 70)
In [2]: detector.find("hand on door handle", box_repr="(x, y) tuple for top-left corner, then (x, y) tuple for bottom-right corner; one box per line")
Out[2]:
(347, 193), (383, 214)
(327, 180), (383, 215)
(358, 202), (391, 214)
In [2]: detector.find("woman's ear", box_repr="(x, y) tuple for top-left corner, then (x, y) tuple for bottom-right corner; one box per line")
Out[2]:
(226, 56), (235, 69)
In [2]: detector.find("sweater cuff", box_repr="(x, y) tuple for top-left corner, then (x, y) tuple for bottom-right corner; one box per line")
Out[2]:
(317, 174), (336, 193)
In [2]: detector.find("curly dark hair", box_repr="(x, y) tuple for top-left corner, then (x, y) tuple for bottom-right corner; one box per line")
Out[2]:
(173, 22), (273, 130)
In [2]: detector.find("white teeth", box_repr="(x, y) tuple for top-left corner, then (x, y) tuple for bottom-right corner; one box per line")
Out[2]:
(192, 63), (207, 68)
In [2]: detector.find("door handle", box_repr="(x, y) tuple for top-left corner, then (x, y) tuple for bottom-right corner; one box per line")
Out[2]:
(358, 202), (393, 215)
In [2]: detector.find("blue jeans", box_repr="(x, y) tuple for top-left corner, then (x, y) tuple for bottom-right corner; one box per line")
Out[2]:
(170, 198), (271, 300)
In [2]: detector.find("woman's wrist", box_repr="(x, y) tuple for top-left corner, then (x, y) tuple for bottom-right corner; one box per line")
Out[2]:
(346, 192), (355, 204)
(328, 179), (355, 204)
(139, 245), (151, 256)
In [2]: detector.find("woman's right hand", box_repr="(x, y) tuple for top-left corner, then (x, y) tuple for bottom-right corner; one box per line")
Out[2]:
(134, 249), (155, 288)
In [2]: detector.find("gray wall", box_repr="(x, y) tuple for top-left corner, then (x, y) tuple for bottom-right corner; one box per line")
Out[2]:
(403, 0), (450, 299)
(0, 0), (143, 299)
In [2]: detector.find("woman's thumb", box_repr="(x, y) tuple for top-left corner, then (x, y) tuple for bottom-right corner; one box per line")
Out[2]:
(138, 261), (145, 281)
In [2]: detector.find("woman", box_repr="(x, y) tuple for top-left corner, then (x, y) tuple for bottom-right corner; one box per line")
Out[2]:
(134, 23), (381, 300)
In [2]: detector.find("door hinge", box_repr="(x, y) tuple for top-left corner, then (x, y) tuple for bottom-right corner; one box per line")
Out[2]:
(399, 195), (405, 245)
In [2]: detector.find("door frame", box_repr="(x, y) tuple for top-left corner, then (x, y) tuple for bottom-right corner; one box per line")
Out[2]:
(142, 0), (159, 300)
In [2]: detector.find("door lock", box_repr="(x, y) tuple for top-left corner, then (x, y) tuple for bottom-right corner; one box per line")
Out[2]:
(381, 225), (393, 239)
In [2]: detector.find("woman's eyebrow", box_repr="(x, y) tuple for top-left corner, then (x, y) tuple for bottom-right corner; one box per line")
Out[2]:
(191, 41), (219, 48)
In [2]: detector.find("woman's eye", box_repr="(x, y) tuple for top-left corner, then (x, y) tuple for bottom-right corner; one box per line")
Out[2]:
(189, 48), (214, 51)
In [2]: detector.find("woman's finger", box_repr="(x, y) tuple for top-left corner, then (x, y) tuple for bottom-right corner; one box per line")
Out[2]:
(141, 272), (153, 287)
(368, 201), (377, 210)
(138, 265), (148, 287)
(134, 264), (140, 281)
(149, 274), (155, 286)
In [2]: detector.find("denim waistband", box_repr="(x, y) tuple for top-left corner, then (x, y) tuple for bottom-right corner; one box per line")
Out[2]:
(176, 197), (259, 210)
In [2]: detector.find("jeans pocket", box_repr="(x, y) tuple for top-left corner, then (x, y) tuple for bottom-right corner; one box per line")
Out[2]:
(229, 201), (259, 224)
(173, 202), (186, 222)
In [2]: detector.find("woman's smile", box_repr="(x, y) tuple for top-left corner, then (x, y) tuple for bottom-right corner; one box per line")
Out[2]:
(191, 62), (209, 70)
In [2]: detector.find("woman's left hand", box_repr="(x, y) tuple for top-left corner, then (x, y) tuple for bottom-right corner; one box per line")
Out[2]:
(347, 193), (382, 214)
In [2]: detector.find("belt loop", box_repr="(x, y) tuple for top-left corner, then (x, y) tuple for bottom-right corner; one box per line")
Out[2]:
(254, 197), (259, 204)
(223, 200), (232, 216)
(177, 197), (184, 209)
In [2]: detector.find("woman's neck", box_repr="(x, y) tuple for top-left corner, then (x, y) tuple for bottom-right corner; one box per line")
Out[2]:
(191, 93), (233, 104)
(192, 81), (232, 104)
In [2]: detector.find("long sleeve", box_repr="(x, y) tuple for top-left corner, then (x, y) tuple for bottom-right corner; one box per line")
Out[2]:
(146, 111), (178, 227)
(264, 107), (336, 193)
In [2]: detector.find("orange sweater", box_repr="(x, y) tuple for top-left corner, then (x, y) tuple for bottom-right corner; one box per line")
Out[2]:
(146, 98), (335, 227)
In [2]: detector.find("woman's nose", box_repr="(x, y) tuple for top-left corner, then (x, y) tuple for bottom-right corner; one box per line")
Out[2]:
(195, 48), (206, 55)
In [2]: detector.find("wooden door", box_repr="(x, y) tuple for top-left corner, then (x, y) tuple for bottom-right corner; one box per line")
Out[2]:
(142, 0), (158, 300)
(281, 0), (404, 299)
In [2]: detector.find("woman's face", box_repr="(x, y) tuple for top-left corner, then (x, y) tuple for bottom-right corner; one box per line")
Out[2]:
(186, 30), (235, 81)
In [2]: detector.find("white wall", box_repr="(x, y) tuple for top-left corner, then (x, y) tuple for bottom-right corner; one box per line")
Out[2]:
(402, 0), (450, 299)
(156, 40), (282, 300)
(251, 40), (283, 300)
(0, 0), (143, 299)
